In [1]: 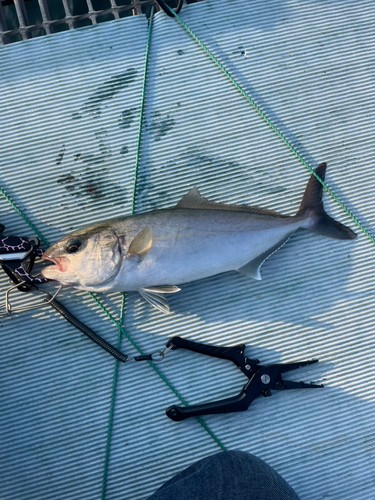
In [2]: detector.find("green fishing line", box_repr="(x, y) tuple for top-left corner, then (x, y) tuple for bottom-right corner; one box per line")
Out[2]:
(166, 4), (375, 246)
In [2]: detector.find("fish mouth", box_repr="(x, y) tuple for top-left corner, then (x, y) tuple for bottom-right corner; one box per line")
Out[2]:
(41, 254), (69, 273)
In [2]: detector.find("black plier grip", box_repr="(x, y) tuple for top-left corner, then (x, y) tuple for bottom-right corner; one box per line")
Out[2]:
(166, 336), (260, 371)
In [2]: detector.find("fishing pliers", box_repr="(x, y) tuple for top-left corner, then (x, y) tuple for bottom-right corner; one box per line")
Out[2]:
(0, 224), (47, 290)
(165, 336), (323, 421)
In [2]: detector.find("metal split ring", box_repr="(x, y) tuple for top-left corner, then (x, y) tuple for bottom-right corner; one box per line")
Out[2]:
(150, 343), (174, 361)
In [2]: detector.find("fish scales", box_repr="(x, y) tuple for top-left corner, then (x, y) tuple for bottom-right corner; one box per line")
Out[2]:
(106, 208), (301, 291)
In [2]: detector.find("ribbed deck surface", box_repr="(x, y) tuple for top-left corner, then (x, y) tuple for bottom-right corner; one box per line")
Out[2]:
(1, 1), (375, 499)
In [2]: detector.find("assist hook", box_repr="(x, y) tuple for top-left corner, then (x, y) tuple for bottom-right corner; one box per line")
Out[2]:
(154, 0), (183, 17)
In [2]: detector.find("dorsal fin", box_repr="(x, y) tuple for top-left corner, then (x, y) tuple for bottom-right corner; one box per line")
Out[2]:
(175, 187), (290, 218)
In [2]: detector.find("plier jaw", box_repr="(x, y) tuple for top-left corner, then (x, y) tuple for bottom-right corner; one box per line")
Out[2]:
(165, 337), (323, 422)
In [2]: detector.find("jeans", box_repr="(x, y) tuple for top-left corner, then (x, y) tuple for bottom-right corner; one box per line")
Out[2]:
(147, 450), (300, 500)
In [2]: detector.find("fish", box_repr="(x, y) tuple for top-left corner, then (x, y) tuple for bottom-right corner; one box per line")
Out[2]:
(41, 163), (356, 313)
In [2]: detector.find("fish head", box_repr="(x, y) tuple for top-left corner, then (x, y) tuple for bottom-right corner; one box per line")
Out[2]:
(41, 225), (122, 288)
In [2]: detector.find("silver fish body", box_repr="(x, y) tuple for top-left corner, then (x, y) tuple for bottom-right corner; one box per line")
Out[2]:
(99, 209), (301, 291)
(41, 164), (356, 312)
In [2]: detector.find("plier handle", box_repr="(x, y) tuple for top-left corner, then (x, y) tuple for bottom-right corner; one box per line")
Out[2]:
(165, 336), (323, 421)
(0, 226), (48, 290)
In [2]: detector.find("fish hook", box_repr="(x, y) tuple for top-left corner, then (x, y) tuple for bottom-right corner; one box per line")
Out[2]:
(154, 0), (183, 17)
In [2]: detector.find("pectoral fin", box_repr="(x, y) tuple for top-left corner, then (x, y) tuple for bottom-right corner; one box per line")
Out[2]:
(126, 227), (152, 263)
(138, 288), (170, 314)
(237, 235), (290, 280)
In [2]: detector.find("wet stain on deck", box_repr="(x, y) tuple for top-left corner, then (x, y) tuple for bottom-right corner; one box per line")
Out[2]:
(55, 130), (126, 208)
(136, 149), (250, 210)
(118, 108), (136, 129)
(55, 145), (65, 165)
(149, 111), (175, 141)
(72, 68), (138, 119)
(57, 166), (126, 208)
(57, 170), (106, 200)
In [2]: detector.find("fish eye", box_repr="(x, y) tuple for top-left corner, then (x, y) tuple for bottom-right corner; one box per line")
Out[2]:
(66, 239), (82, 254)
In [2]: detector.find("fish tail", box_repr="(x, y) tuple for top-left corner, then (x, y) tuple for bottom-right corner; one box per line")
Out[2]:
(296, 163), (357, 240)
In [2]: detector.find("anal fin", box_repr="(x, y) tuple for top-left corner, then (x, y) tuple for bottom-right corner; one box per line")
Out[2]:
(237, 235), (291, 280)
(143, 285), (181, 294)
(138, 288), (171, 314)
